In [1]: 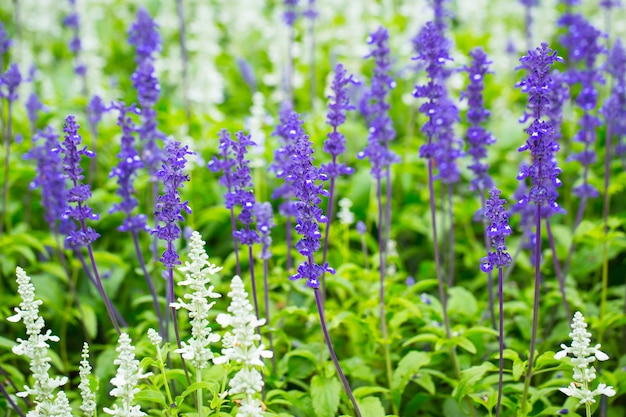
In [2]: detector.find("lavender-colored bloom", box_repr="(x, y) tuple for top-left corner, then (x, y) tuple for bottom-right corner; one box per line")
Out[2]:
(280, 109), (333, 288)
(132, 60), (161, 108)
(480, 188), (512, 272)
(26, 93), (46, 132)
(231, 131), (260, 246)
(87, 95), (107, 131)
(255, 202), (274, 260)
(432, 0), (449, 31)
(59, 115), (100, 248)
(600, 0), (621, 8)
(152, 140), (193, 267)
(25, 127), (72, 233)
(604, 41), (626, 154)
(237, 57), (257, 91)
(109, 102), (147, 233)
(208, 129), (238, 209)
(283, 0), (299, 26)
(413, 22), (461, 183)
(358, 27), (399, 179)
(1, 63), (22, 103)
(270, 102), (299, 218)
(356, 220), (366, 235)
(302, 0), (318, 20)
(321, 63), (358, 179)
(63, 0), (86, 76)
(0, 22), (12, 56)
(462, 48), (495, 193)
(515, 43), (563, 212)
(128, 7), (162, 61)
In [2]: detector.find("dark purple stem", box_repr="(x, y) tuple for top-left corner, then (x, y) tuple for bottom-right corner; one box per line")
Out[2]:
(0, 377), (24, 417)
(245, 231), (260, 320)
(496, 266), (504, 417)
(481, 192), (497, 331)
(321, 173), (337, 300)
(546, 219), (571, 318)
(229, 207), (242, 276)
(132, 230), (164, 336)
(167, 241), (192, 385)
(313, 287), (362, 417)
(263, 258), (276, 371)
(0, 101), (13, 239)
(447, 184), (455, 286)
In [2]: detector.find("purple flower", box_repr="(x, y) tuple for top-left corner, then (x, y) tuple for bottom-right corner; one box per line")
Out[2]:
(1, 63), (22, 103)
(131, 60), (161, 108)
(128, 7), (162, 62)
(283, 0), (299, 26)
(432, 0), (450, 31)
(109, 102), (148, 233)
(356, 220), (366, 235)
(152, 140), (193, 268)
(59, 115), (100, 248)
(236, 57), (257, 91)
(480, 188), (512, 272)
(515, 43), (563, 212)
(25, 126), (73, 234)
(0, 22), (12, 56)
(208, 129), (238, 209)
(603, 41), (626, 154)
(462, 47), (495, 193)
(270, 102), (300, 217)
(358, 27), (399, 179)
(321, 63), (358, 179)
(413, 22), (461, 183)
(303, 0), (318, 20)
(255, 202), (274, 260)
(87, 95), (107, 131)
(231, 131), (260, 246)
(600, 0), (621, 8)
(26, 92), (46, 132)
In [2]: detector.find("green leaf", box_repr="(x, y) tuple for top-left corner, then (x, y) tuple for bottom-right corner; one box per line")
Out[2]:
(357, 396), (385, 417)
(447, 287), (478, 318)
(81, 303), (98, 340)
(413, 372), (435, 395)
(176, 381), (216, 405)
(391, 351), (430, 407)
(451, 336), (476, 354)
(513, 358), (526, 381)
(352, 386), (389, 399)
(310, 375), (341, 417)
(135, 389), (166, 406)
(452, 362), (497, 402)
(402, 333), (440, 347)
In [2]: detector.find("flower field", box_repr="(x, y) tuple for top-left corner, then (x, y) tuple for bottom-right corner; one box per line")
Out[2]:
(1, 0), (626, 416)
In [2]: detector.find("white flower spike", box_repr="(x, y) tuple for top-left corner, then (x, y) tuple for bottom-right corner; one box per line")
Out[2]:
(554, 311), (616, 408)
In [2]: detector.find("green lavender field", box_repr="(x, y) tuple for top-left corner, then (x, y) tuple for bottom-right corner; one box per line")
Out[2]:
(1, 0), (626, 416)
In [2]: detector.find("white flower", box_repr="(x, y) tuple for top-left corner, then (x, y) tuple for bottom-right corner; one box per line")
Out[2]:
(79, 343), (97, 417)
(171, 231), (222, 369)
(104, 333), (151, 417)
(8, 267), (68, 410)
(147, 328), (162, 347)
(337, 198), (355, 226)
(216, 275), (272, 417)
(555, 311), (616, 406)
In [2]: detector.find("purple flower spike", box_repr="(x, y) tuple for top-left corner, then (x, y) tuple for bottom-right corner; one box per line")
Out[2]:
(132, 60), (161, 108)
(604, 41), (626, 155)
(87, 95), (107, 131)
(26, 92), (46, 132)
(322, 63), (358, 179)
(358, 27), (399, 179)
(128, 7), (162, 61)
(0, 22), (12, 56)
(1, 63), (22, 103)
(60, 115), (100, 248)
(515, 43), (563, 211)
(255, 202), (274, 260)
(462, 47), (495, 193)
(109, 102), (147, 233)
(480, 188), (512, 272)
(152, 140), (193, 268)
(283, 0), (299, 26)
(600, 0), (622, 8)
(231, 131), (260, 246)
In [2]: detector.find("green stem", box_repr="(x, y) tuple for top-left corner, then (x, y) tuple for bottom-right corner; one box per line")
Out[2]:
(197, 367), (203, 417)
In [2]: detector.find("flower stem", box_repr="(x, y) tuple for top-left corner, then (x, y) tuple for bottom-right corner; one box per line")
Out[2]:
(0, 377), (24, 417)
(132, 231), (164, 337)
(601, 124), (613, 345)
(0, 101), (13, 239)
(496, 267), (504, 417)
(246, 237), (260, 320)
(546, 219), (571, 319)
(313, 288), (362, 417)
(229, 207), (241, 276)
(197, 367), (204, 417)
(321, 175), (337, 302)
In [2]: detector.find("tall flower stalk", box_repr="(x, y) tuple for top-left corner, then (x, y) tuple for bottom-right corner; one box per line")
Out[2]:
(480, 188), (512, 417)
(283, 107), (362, 417)
(515, 43), (564, 412)
(357, 28), (397, 400)
(109, 102), (163, 336)
(320, 63), (357, 297)
(61, 115), (123, 334)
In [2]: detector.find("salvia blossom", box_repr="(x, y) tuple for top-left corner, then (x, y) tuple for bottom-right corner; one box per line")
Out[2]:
(554, 311), (616, 406)
(462, 47), (495, 194)
(321, 63), (358, 179)
(87, 94), (107, 132)
(600, 0), (622, 8)
(25, 126), (73, 234)
(26, 92), (46, 133)
(79, 343), (96, 417)
(8, 267), (68, 412)
(152, 139), (193, 268)
(109, 102), (148, 233)
(237, 57), (257, 91)
(214, 275), (273, 417)
(170, 231), (222, 369)
(0, 22), (12, 57)
(254, 202), (274, 261)
(356, 220), (366, 235)
(604, 40), (626, 155)
(208, 129), (238, 209)
(63, 0), (86, 75)
(413, 22), (462, 183)
(358, 27), (399, 179)
(128, 7), (162, 62)
(559, 14), (605, 199)
(480, 188), (512, 272)
(60, 115), (100, 248)
(270, 103), (299, 218)
(1, 63), (22, 102)
(514, 43), (563, 212)
(103, 333), (151, 417)
(232, 131), (260, 246)
(283, 0), (299, 26)
(303, 0), (318, 20)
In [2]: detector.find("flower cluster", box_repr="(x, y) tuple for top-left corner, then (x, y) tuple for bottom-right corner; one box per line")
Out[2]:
(270, 102), (299, 220)
(554, 311), (616, 406)
(60, 115), (101, 247)
(515, 43), (563, 212)
(283, 0), (299, 26)
(103, 333), (151, 417)
(109, 102), (148, 233)
(62, 0), (85, 75)
(87, 94), (107, 132)
(480, 188), (512, 272)
(462, 47), (495, 193)
(0, 63), (22, 103)
(171, 231), (222, 369)
(215, 275), (273, 417)
(358, 27), (399, 179)
(254, 202), (274, 261)
(152, 139), (193, 268)
(25, 127), (73, 234)
(128, 7), (164, 176)
(413, 21), (462, 183)
(79, 343), (96, 417)
(8, 267), (68, 413)
(337, 198), (355, 226)
(26, 91), (46, 134)
(0, 22), (12, 58)
(603, 40), (626, 155)
(321, 63), (358, 179)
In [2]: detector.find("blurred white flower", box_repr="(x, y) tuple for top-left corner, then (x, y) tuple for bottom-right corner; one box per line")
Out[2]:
(337, 198), (355, 225)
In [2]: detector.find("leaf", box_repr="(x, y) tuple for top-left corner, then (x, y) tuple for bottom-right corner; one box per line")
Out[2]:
(176, 381), (217, 404)
(80, 303), (98, 340)
(357, 396), (385, 417)
(413, 372), (435, 395)
(447, 287), (478, 318)
(352, 386), (389, 399)
(402, 333), (440, 347)
(135, 389), (166, 406)
(391, 351), (430, 407)
(513, 358), (526, 381)
(452, 362), (497, 402)
(310, 375), (341, 417)
(450, 336), (477, 354)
